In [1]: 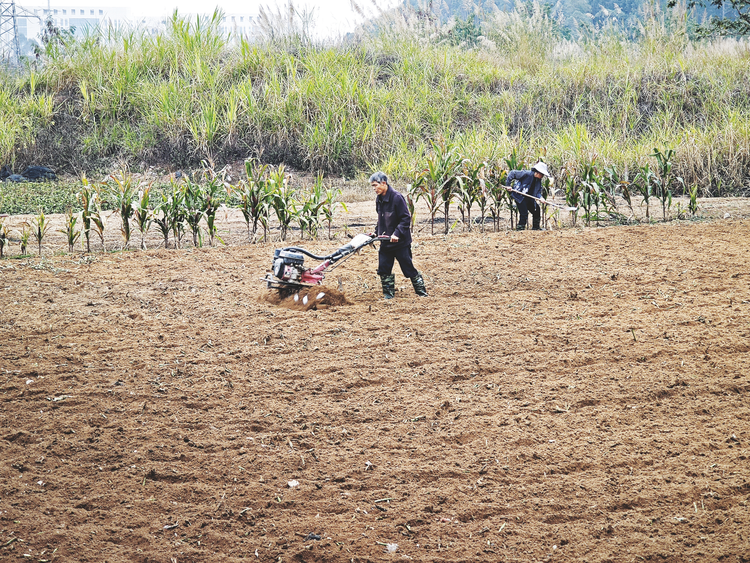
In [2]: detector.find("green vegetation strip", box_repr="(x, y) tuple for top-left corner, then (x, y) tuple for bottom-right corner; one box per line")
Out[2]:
(1, 7), (749, 196)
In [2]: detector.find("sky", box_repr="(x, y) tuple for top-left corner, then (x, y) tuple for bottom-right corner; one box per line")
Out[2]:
(42, 0), (399, 37)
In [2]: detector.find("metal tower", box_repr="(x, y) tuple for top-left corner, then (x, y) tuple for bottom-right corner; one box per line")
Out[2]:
(0, 1), (21, 64)
(0, 1), (40, 66)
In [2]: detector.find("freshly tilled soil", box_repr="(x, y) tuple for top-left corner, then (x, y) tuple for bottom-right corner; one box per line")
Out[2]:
(1, 218), (749, 563)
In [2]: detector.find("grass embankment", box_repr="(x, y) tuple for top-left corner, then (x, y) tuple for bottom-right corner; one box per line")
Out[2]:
(0, 9), (748, 195)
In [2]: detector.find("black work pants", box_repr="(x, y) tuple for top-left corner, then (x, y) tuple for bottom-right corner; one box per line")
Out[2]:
(377, 245), (418, 278)
(516, 197), (540, 229)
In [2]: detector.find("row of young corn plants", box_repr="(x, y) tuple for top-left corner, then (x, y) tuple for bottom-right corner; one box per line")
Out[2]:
(0, 142), (708, 259)
(0, 213), (48, 257)
(408, 140), (559, 233)
(231, 161), (348, 243)
(558, 147), (699, 227)
(407, 140), (701, 233)
(0, 163), (349, 256)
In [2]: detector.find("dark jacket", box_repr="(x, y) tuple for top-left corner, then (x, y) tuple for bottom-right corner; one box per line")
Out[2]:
(506, 170), (543, 204)
(376, 185), (412, 249)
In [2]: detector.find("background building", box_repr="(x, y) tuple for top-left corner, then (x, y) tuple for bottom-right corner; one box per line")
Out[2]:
(14, 4), (257, 56)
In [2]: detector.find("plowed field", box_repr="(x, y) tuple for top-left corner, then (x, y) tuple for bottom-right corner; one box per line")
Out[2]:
(2, 216), (749, 563)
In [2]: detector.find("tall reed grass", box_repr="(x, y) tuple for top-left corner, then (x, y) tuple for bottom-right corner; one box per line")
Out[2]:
(0, 5), (748, 195)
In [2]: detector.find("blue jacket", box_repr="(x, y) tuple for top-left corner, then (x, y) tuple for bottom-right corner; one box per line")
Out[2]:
(376, 185), (412, 249)
(506, 170), (543, 204)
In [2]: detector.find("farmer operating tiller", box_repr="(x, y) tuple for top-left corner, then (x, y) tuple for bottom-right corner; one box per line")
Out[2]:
(263, 172), (428, 301)
(369, 171), (428, 299)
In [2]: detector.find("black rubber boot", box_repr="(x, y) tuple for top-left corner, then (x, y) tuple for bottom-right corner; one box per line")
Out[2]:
(515, 224), (526, 231)
(532, 206), (542, 230)
(380, 274), (395, 300)
(410, 273), (428, 297)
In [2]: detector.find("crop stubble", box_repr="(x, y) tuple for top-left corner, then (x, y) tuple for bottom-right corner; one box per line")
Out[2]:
(1, 220), (749, 562)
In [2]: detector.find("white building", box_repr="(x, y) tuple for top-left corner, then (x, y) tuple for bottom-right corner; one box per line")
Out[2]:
(16, 5), (257, 54)
(21, 5), (129, 38)
(219, 13), (257, 40)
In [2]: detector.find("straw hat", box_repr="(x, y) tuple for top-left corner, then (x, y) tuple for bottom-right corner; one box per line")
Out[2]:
(532, 162), (551, 178)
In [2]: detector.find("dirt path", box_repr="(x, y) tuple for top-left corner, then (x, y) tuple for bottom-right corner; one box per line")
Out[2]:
(1, 218), (749, 562)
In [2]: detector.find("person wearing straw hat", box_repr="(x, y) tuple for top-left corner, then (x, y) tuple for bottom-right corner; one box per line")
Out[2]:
(506, 162), (552, 231)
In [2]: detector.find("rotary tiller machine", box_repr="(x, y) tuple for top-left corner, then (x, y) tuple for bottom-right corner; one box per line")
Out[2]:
(262, 233), (389, 294)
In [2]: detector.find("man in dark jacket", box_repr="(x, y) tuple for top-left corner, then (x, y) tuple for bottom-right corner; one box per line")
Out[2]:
(506, 162), (552, 231)
(370, 171), (428, 299)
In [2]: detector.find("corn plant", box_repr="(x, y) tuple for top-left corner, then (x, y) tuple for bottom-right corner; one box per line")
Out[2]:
(132, 186), (152, 250)
(296, 175), (325, 240)
(433, 139), (462, 235)
(405, 189), (417, 232)
(77, 178), (95, 252)
(234, 160), (272, 242)
(602, 165), (621, 204)
(579, 162), (608, 227)
(604, 164), (635, 221)
(414, 141), (461, 235)
(688, 184), (699, 216)
(474, 174), (492, 233)
(30, 210), (51, 256)
(486, 162), (509, 232)
(560, 168), (581, 227)
(539, 176), (555, 230)
(0, 222), (7, 258)
(202, 171), (225, 246)
(107, 171), (137, 249)
(409, 172), (440, 235)
(58, 210), (81, 253)
(152, 193), (172, 249)
(650, 147), (684, 222)
(182, 177), (205, 247)
(90, 203), (106, 251)
(456, 159), (484, 231)
(504, 149), (526, 229)
(19, 226), (30, 255)
(619, 181), (636, 221)
(320, 185), (347, 240)
(633, 164), (655, 221)
(268, 165), (296, 241)
(169, 184), (187, 248)
(79, 181), (107, 251)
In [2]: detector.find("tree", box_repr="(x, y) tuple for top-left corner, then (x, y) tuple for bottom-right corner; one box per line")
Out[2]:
(452, 13), (482, 46)
(33, 16), (76, 61)
(669, 0), (750, 35)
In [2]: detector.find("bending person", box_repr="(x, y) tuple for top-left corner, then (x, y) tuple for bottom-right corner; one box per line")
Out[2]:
(506, 162), (552, 231)
(369, 171), (428, 299)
